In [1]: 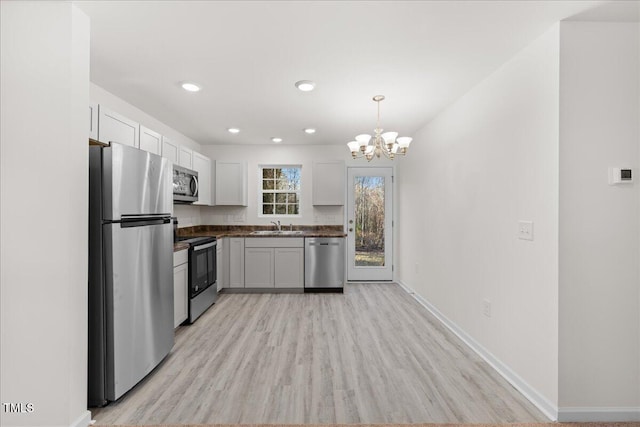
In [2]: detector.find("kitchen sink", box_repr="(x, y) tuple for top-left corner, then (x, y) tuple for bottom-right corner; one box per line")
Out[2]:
(250, 230), (305, 235)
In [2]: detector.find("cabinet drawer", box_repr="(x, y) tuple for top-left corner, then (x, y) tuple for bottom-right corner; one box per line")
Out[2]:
(244, 237), (304, 248)
(173, 249), (188, 267)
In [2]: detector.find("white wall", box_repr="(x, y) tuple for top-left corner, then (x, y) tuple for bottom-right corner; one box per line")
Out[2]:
(397, 25), (561, 414)
(558, 21), (640, 417)
(1, 3), (91, 427)
(199, 144), (356, 226)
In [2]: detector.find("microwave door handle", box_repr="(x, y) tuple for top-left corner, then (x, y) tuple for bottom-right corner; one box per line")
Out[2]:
(191, 175), (199, 197)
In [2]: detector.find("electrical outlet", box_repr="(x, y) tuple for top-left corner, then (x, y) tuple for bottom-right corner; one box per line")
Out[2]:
(483, 299), (491, 318)
(518, 220), (534, 241)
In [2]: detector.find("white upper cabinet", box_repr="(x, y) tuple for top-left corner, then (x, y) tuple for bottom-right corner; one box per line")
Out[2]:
(139, 126), (162, 155)
(215, 160), (247, 206)
(178, 146), (193, 169)
(192, 151), (212, 206)
(89, 102), (98, 140)
(312, 160), (345, 205)
(161, 136), (179, 164)
(98, 106), (139, 148)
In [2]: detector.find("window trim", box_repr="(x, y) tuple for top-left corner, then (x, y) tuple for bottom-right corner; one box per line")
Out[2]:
(257, 164), (302, 218)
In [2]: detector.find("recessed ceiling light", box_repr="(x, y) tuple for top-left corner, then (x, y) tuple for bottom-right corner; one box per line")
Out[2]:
(181, 82), (201, 92)
(304, 128), (316, 134)
(227, 128), (240, 134)
(271, 137), (283, 143)
(295, 80), (315, 92)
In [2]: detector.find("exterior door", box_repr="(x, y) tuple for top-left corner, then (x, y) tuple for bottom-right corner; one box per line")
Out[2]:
(347, 167), (393, 281)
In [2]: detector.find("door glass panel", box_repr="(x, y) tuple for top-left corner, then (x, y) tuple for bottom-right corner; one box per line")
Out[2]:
(354, 176), (385, 267)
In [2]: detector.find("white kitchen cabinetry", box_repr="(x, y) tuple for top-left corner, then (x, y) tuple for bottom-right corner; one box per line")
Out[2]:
(215, 160), (247, 206)
(222, 237), (230, 288)
(244, 238), (304, 288)
(193, 152), (212, 206)
(228, 238), (245, 288)
(216, 238), (223, 292)
(244, 248), (274, 288)
(312, 160), (345, 205)
(89, 102), (99, 140)
(178, 146), (193, 169)
(139, 126), (162, 155)
(161, 136), (179, 163)
(98, 106), (139, 148)
(274, 248), (304, 288)
(173, 249), (189, 328)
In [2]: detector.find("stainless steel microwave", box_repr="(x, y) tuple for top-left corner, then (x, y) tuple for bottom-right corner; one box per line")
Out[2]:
(173, 165), (198, 203)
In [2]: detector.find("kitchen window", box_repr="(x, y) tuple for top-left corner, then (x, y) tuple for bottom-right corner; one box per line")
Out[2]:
(259, 166), (301, 216)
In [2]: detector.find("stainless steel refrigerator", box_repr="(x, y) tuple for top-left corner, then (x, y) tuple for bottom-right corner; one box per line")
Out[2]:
(88, 142), (174, 407)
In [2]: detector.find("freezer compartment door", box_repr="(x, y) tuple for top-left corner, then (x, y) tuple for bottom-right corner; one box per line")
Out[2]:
(103, 142), (172, 219)
(104, 221), (174, 401)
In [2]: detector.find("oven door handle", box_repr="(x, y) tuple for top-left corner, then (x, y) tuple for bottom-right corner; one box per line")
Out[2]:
(192, 241), (216, 251)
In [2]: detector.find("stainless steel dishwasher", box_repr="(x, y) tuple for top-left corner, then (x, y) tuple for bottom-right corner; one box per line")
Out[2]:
(304, 237), (345, 292)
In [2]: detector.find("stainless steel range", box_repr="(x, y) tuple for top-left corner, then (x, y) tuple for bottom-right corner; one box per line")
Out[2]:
(176, 235), (217, 323)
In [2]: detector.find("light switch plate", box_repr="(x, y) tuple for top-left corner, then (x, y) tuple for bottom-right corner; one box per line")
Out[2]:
(518, 220), (534, 241)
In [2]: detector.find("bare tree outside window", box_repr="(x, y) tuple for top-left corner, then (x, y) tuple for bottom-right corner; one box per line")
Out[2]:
(260, 166), (301, 216)
(354, 176), (385, 266)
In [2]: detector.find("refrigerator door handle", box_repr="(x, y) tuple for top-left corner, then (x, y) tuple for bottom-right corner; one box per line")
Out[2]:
(120, 216), (171, 228)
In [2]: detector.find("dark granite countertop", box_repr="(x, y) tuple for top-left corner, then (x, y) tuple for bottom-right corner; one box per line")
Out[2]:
(173, 242), (190, 252)
(173, 225), (346, 251)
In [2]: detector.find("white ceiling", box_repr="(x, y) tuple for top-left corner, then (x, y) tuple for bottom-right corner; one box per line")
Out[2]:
(77, 1), (635, 146)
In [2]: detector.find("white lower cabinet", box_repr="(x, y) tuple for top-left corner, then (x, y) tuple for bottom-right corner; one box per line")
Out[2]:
(245, 248), (275, 288)
(228, 238), (245, 288)
(216, 238), (223, 292)
(274, 248), (304, 288)
(173, 250), (188, 328)
(244, 238), (304, 289)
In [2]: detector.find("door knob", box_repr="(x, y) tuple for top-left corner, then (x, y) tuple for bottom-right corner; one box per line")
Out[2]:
(349, 219), (353, 224)
(349, 228), (353, 232)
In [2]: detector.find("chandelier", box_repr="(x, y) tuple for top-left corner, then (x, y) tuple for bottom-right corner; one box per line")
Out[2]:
(347, 95), (412, 161)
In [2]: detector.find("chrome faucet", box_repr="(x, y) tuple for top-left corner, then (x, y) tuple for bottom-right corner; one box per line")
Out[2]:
(270, 220), (281, 231)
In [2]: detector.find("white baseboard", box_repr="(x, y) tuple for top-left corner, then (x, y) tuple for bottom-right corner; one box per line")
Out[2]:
(70, 410), (92, 427)
(396, 280), (559, 421)
(558, 407), (640, 422)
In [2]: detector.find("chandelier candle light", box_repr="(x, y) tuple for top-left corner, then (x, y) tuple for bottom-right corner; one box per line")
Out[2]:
(347, 95), (412, 161)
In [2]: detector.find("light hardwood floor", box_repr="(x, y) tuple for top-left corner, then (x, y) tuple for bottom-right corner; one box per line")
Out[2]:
(92, 283), (547, 425)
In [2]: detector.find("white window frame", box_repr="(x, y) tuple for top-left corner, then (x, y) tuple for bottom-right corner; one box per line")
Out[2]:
(258, 164), (302, 218)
